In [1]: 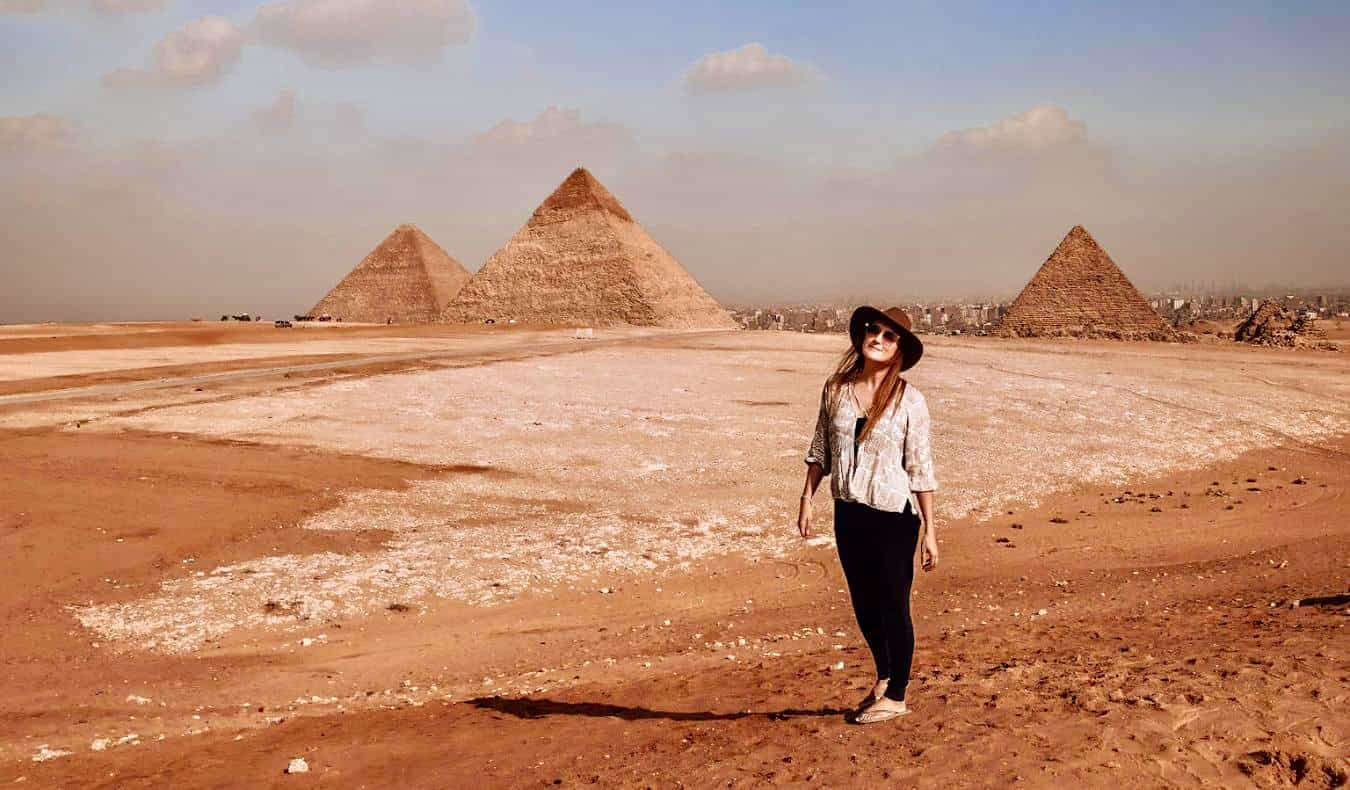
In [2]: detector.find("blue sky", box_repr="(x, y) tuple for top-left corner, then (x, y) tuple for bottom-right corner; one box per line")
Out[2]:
(2, 1), (1348, 320)
(6, 1), (1348, 153)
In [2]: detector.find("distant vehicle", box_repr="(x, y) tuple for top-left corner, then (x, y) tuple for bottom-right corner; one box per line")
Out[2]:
(484, 318), (496, 324)
(274, 319), (293, 328)
(317, 313), (333, 322)
(220, 315), (230, 321)
(231, 313), (252, 322)
(293, 314), (314, 321)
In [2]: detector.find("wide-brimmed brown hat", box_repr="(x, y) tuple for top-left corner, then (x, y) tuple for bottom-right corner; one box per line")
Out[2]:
(848, 305), (924, 371)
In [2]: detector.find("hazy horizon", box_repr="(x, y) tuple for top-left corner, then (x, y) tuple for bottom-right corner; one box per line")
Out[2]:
(4, 2), (1349, 323)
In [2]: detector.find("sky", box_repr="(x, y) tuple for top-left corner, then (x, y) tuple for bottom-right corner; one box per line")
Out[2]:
(2, 0), (1349, 321)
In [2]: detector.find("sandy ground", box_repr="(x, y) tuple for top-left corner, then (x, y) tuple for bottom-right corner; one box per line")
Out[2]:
(0, 324), (1346, 788)
(0, 321), (605, 386)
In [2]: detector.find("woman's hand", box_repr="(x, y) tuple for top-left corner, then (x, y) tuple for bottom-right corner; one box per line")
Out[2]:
(921, 532), (939, 571)
(797, 496), (812, 538)
(915, 491), (937, 571)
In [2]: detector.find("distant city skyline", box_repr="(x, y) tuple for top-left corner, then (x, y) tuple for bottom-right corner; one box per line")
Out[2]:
(731, 290), (1348, 337)
(727, 283), (1350, 311)
(3, 2), (1349, 322)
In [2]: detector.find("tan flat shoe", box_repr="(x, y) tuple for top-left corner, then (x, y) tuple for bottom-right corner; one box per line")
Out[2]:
(856, 698), (909, 724)
(855, 679), (888, 712)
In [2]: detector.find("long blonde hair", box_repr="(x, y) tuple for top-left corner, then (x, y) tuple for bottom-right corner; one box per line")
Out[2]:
(827, 339), (905, 444)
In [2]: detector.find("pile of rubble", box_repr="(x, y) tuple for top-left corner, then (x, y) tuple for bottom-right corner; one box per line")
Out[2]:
(1014, 326), (1187, 342)
(1234, 301), (1337, 350)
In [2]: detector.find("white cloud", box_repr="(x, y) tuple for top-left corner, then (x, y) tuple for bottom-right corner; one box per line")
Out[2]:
(101, 67), (147, 87)
(935, 104), (1086, 152)
(256, 0), (475, 66)
(332, 102), (364, 131)
(252, 89), (297, 134)
(154, 17), (244, 84)
(0, 113), (77, 150)
(104, 16), (245, 88)
(248, 91), (364, 135)
(685, 43), (810, 94)
(2, 0), (168, 14)
(474, 106), (624, 146)
(91, 0), (168, 14)
(0, 0), (46, 12)
(468, 107), (634, 173)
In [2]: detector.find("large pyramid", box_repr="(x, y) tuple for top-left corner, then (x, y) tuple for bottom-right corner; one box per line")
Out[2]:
(996, 225), (1175, 340)
(311, 224), (470, 323)
(441, 168), (736, 328)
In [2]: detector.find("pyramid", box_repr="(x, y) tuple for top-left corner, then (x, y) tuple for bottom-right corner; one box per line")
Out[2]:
(1234, 301), (1327, 347)
(310, 224), (470, 323)
(996, 226), (1175, 340)
(440, 168), (736, 328)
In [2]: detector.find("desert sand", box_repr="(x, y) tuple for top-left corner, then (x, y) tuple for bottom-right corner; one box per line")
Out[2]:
(0, 323), (1346, 788)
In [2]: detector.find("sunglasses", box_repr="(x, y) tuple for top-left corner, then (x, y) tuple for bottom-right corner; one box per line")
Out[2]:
(863, 322), (900, 343)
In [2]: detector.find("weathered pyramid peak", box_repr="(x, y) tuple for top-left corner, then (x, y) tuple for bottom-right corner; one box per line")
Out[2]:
(533, 167), (633, 223)
(1057, 225), (1099, 248)
(366, 224), (439, 257)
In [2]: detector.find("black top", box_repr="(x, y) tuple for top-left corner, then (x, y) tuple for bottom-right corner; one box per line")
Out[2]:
(853, 417), (866, 464)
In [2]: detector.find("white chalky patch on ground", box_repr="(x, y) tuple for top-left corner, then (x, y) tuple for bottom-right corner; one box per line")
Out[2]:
(75, 338), (1350, 652)
(31, 745), (72, 762)
(74, 486), (784, 652)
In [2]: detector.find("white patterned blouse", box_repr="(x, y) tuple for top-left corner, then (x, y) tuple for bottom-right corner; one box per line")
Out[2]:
(805, 379), (938, 519)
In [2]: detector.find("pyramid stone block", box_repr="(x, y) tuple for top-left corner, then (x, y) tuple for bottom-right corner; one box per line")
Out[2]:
(996, 226), (1174, 340)
(311, 225), (470, 323)
(441, 168), (736, 329)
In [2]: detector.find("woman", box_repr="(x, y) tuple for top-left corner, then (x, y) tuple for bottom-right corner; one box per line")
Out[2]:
(798, 305), (939, 724)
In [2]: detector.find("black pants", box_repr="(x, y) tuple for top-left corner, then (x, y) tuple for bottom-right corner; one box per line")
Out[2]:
(834, 498), (921, 702)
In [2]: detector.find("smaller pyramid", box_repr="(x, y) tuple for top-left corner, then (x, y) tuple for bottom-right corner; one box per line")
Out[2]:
(1234, 301), (1327, 347)
(996, 226), (1174, 340)
(441, 168), (736, 329)
(310, 225), (470, 323)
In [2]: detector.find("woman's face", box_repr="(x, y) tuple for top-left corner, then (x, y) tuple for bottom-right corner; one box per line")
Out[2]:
(859, 321), (900, 365)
